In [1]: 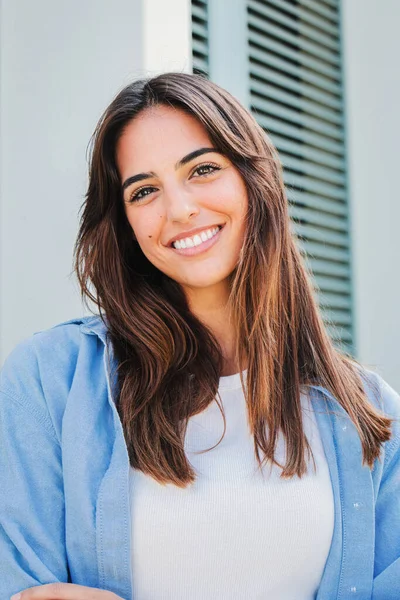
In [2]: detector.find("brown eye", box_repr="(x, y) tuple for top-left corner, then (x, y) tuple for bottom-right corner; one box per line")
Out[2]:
(129, 186), (157, 203)
(192, 163), (221, 177)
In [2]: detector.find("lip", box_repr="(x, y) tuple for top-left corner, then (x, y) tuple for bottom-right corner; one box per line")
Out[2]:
(166, 224), (224, 247)
(169, 224), (224, 257)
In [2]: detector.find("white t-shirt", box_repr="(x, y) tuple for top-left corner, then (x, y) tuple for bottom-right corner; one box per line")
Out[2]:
(129, 370), (334, 599)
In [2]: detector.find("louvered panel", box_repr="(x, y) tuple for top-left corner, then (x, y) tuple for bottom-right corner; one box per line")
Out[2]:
(320, 308), (352, 327)
(317, 293), (351, 311)
(290, 206), (348, 232)
(283, 156), (345, 186)
(298, 240), (349, 263)
(249, 0), (352, 352)
(261, 0), (338, 35)
(248, 23), (341, 90)
(285, 173), (346, 201)
(271, 134), (345, 171)
(248, 4), (340, 66)
(255, 110), (343, 154)
(192, 0), (209, 77)
(250, 77), (343, 126)
(294, 223), (348, 248)
(300, 0), (339, 22)
(250, 62), (342, 110)
(251, 94), (343, 140)
(306, 259), (350, 279)
(248, 0), (340, 53)
(248, 23), (341, 80)
(288, 190), (347, 217)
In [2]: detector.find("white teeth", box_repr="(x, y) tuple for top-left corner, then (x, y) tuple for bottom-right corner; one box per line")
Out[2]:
(172, 226), (221, 249)
(192, 234), (202, 246)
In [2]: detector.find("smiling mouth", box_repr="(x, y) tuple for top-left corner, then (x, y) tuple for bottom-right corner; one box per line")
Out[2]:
(170, 224), (225, 255)
(170, 225), (224, 249)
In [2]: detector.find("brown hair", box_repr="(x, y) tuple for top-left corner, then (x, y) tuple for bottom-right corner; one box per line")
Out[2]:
(74, 71), (392, 487)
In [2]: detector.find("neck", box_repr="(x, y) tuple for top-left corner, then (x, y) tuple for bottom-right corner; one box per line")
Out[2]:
(183, 280), (244, 376)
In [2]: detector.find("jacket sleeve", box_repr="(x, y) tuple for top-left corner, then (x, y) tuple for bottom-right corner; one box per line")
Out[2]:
(371, 375), (400, 599)
(0, 338), (69, 598)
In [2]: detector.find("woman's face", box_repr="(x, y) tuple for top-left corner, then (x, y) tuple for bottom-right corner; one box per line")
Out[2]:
(116, 104), (248, 294)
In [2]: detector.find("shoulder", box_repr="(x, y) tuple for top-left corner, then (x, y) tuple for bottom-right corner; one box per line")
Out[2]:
(0, 316), (107, 439)
(347, 367), (400, 479)
(357, 367), (400, 421)
(310, 366), (400, 420)
(309, 366), (400, 464)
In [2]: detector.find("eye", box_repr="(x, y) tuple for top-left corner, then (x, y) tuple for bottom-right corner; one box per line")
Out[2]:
(127, 163), (221, 204)
(128, 185), (158, 203)
(192, 162), (221, 177)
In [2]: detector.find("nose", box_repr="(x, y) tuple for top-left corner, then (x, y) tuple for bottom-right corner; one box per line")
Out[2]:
(164, 183), (200, 223)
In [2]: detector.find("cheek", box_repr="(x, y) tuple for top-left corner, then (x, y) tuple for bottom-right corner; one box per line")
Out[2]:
(126, 212), (160, 247)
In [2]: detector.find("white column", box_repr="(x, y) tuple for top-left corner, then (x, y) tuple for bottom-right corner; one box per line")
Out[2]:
(341, 0), (400, 390)
(208, 0), (249, 108)
(142, 0), (192, 75)
(0, 0), (192, 363)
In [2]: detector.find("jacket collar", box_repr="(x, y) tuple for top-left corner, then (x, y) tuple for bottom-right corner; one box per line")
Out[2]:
(79, 315), (339, 404)
(80, 314), (109, 343)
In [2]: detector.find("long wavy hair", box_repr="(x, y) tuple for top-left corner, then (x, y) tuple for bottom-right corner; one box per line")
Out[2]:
(74, 71), (392, 487)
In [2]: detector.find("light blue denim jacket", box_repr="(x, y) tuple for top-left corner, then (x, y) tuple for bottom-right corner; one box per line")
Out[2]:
(1, 316), (400, 600)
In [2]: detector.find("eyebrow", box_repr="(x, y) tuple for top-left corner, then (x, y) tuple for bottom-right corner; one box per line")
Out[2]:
(121, 147), (221, 192)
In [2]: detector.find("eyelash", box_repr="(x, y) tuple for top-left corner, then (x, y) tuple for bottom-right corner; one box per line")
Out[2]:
(128, 162), (222, 203)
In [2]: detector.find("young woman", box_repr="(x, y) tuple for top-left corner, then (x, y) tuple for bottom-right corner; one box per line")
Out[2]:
(1, 72), (399, 600)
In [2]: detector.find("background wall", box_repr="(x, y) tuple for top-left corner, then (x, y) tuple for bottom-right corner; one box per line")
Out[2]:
(341, 0), (400, 389)
(0, 0), (191, 363)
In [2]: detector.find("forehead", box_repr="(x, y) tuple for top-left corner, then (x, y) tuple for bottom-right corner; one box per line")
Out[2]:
(116, 104), (213, 174)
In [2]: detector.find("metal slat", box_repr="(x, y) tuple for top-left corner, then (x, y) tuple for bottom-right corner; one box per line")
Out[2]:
(248, 7), (340, 67)
(271, 134), (345, 171)
(251, 94), (343, 141)
(318, 0), (339, 10)
(317, 293), (351, 311)
(283, 156), (345, 186)
(298, 240), (349, 263)
(191, 1), (208, 77)
(264, 0), (339, 37)
(247, 27), (341, 82)
(255, 112), (344, 156)
(249, 63), (342, 110)
(293, 223), (349, 247)
(248, 31), (341, 96)
(192, 4), (207, 21)
(289, 205), (348, 232)
(324, 324), (352, 343)
(299, 0), (339, 23)
(313, 275), (350, 295)
(319, 308), (352, 327)
(192, 55), (208, 73)
(250, 77), (343, 126)
(287, 189), (346, 217)
(192, 38), (208, 56)
(249, 0), (339, 52)
(285, 172), (345, 201)
(192, 21), (207, 38)
(306, 258), (350, 279)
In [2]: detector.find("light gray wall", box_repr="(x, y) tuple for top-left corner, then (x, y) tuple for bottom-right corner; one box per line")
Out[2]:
(0, 0), (191, 363)
(341, 0), (400, 390)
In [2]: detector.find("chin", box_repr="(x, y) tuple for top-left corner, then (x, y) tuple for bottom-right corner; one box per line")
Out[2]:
(177, 271), (233, 289)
